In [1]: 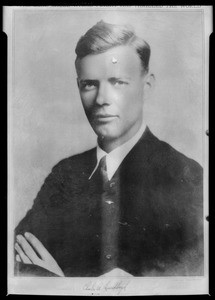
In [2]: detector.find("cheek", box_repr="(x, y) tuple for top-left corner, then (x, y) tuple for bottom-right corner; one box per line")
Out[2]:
(133, 82), (144, 98)
(118, 87), (143, 111)
(80, 91), (96, 109)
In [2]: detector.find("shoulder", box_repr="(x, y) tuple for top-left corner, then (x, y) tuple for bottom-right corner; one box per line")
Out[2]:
(48, 147), (96, 179)
(161, 140), (202, 184)
(146, 129), (203, 185)
(54, 147), (96, 168)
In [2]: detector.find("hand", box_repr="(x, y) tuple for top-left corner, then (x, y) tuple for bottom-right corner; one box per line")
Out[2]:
(15, 232), (64, 277)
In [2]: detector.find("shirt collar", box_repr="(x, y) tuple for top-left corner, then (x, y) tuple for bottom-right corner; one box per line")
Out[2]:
(89, 121), (146, 180)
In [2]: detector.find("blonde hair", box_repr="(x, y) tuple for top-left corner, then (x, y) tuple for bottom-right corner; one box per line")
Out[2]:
(75, 20), (151, 73)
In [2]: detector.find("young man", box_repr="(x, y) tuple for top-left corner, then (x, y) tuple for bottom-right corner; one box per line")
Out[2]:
(14, 21), (203, 277)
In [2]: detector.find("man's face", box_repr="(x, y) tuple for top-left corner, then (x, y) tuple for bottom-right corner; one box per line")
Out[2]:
(76, 46), (149, 147)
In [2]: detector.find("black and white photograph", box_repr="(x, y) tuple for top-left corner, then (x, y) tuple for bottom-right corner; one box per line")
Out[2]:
(6, 6), (210, 295)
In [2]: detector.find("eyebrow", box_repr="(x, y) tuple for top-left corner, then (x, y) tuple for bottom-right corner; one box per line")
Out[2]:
(109, 77), (131, 81)
(78, 77), (131, 83)
(78, 79), (99, 84)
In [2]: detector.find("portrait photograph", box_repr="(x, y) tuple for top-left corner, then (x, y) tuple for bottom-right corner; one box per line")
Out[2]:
(6, 6), (211, 295)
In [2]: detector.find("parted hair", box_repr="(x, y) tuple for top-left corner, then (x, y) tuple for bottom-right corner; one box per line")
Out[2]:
(75, 20), (151, 73)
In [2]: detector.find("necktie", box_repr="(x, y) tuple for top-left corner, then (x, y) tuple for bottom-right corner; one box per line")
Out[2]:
(99, 156), (109, 187)
(99, 155), (119, 273)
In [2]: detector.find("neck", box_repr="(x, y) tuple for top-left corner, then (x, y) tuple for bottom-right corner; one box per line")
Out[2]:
(98, 121), (143, 153)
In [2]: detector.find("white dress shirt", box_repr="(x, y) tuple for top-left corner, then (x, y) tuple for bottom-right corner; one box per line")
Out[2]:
(89, 122), (146, 181)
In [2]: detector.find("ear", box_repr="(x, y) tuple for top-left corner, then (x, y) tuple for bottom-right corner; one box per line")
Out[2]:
(143, 73), (155, 100)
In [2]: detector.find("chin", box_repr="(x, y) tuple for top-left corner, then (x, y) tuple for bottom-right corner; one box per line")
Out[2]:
(92, 124), (116, 138)
(97, 132), (117, 141)
(94, 129), (119, 141)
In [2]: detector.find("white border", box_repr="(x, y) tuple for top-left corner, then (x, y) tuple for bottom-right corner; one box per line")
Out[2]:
(5, 6), (211, 295)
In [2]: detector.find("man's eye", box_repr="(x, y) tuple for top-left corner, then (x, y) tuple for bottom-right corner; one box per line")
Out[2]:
(82, 84), (95, 91)
(115, 81), (124, 85)
(84, 84), (95, 90)
(80, 81), (97, 91)
(112, 80), (128, 86)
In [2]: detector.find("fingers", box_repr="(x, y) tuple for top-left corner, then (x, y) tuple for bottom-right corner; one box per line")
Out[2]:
(16, 234), (40, 264)
(16, 254), (21, 262)
(24, 232), (52, 261)
(23, 233), (64, 277)
(15, 242), (32, 264)
(15, 233), (65, 277)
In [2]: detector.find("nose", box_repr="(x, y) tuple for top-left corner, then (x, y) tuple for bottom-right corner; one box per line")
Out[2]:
(95, 82), (111, 106)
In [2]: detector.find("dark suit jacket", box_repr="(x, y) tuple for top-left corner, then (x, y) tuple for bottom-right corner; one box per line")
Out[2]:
(15, 127), (203, 276)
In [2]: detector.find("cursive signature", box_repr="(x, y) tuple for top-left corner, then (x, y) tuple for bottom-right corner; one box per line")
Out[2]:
(83, 280), (130, 295)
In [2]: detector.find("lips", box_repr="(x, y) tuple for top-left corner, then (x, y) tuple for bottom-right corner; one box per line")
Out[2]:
(95, 114), (117, 118)
(93, 113), (118, 123)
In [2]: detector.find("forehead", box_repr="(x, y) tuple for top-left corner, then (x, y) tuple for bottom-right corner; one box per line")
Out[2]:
(75, 46), (143, 79)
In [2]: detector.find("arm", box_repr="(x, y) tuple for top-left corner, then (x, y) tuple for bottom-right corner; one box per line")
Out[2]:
(14, 162), (66, 276)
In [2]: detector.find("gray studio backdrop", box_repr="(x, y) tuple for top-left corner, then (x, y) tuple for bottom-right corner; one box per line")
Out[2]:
(11, 8), (204, 227)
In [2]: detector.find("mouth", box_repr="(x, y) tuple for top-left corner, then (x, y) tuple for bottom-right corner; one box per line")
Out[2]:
(94, 114), (118, 122)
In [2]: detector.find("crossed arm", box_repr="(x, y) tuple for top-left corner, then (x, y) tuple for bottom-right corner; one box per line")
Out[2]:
(15, 232), (133, 277)
(14, 166), (133, 277)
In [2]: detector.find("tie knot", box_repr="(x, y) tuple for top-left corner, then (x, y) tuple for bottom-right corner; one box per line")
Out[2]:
(99, 155), (109, 185)
(99, 155), (107, 172)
